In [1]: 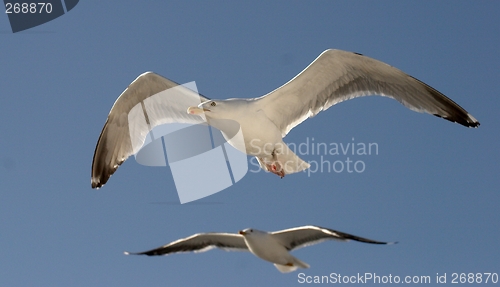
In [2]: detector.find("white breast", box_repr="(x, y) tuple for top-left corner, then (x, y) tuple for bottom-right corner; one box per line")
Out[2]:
(243, 233), (291, 265)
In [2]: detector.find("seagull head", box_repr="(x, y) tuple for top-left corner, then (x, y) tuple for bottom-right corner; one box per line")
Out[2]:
(238, 228), (252, 236)
(187, 99), (248, 119)
(187, 100), (216, 115)
(239, 228), (266, 237)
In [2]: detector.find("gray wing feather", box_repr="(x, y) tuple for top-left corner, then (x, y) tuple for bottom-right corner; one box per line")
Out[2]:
(125, 233), (248, 256)
(256, 49), (479, 137)
(91, 72), (209, 188)
(271, 225), (394, 251)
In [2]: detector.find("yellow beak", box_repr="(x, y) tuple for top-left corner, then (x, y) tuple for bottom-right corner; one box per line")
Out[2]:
(187, 106), (203, 115)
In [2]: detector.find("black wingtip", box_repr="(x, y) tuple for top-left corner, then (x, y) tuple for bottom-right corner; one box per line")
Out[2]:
(124, 251), (149, 256)
(91, 177), (106, 189)
(433, 114), (480, 128)
(91, 181), (102, 189)
(368, 240), (397, 245)
(124, 250), (164, 256)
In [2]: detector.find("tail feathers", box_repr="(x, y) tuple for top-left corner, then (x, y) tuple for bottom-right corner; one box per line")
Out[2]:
(279, 145), (310, 174)
(274, 264), (298, 273)
(274, 257), (310, 273)
(292, 257), (310, 269)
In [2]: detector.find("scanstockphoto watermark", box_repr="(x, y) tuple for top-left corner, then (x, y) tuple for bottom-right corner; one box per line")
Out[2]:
(297, 272), (499, 284)
(298, 272), (432, 284)
(249, 137), (379, 176)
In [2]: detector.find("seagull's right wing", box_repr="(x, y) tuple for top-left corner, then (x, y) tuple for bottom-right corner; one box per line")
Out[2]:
(271, 225), (395, 251)
(91, 72), (209, 189)
(124, 233), (248, 256)
(256, 49), (479, 137)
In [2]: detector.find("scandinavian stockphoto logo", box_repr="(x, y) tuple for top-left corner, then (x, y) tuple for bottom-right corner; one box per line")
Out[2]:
(4, 0), (79, 33)
(248, 137), (379, 177)
(127, 82), (248, 204)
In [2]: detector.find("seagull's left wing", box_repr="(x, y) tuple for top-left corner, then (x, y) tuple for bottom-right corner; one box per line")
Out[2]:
(256, 49), (479, 137)
(271, 225), (395, 251)
(124, 232), (248, 256)
(91, 72), (209, 189)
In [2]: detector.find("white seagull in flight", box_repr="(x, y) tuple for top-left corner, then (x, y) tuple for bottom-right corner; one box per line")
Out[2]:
(124, 225), (396, 273)
(91, 49), (479, 188)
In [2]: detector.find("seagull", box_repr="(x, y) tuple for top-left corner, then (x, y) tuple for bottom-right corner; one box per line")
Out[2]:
(91, 49), (479, 188)
(124, 225), (396, 273)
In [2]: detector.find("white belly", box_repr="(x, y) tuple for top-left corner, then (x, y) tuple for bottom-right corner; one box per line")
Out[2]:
(244, 236), (291, 265)
(239, 110), (283, 156)
(211, 109), (282, 157)
(206, 105), (310, 174)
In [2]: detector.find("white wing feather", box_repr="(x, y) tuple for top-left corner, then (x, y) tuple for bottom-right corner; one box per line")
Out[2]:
(125, 233), (248, 256)
(271, 225), (394, 251)
(256, 49), (479, 137)
(91, 72), (209, 188)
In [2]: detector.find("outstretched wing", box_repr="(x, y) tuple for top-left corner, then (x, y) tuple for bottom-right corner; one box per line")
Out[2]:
(271, 225), (395, 251)
(256, 49), (479, 137)
(91, 72), (209, 188)
(124, 233), (248, 256)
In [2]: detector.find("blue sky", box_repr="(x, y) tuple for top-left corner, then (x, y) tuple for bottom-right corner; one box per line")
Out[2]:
(1, 1), (499, 286)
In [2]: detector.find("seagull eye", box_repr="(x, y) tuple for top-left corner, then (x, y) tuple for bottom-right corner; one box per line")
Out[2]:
(249, 229), (253, 232)
(210, 102), (216, 107)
